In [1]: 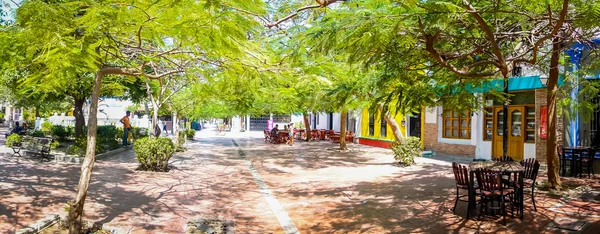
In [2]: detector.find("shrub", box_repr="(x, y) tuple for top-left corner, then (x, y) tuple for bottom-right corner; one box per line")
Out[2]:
(134, 137), (175, 172)
(390, 137), (422, 166)
(51, 125), (69, 141)
(186, 129), (195, 139)
(5, 134), (22, 147)
(41, 122), (53, 134)
(67, 137), (88, 157)
(30, 130), (45, 137)
(131, 127), (147, 140)
(97, 125), (120, 152)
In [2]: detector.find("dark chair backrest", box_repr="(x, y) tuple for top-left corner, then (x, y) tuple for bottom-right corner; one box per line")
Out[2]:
(520, 158), (540, 181)
(475, 169), (502, 192)
(452, 162), (470, 187)
(557, 145), (564, 158)
(493, 156), (514, 162)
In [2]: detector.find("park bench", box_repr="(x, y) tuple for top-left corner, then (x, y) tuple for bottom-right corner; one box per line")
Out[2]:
(11, 137), (54, 162)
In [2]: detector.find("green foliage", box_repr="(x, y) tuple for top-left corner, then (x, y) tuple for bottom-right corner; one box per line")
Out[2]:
(5, 134), (22, 147)
(51, 125), (69, 142)
(186, 129), (195, 140)
(96, 126), (120, 153)
(30, 130), (45, 137)
(41, 122), (53, 135)
(67, 137), (87, 157)
(50, 140), (59, 150)
(134, 137), (175, 172)
(390, 137), (422, 166)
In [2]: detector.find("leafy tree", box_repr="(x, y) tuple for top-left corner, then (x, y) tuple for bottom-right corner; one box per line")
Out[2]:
(11, 0), (268, 232)
(276, 0), (600, 189)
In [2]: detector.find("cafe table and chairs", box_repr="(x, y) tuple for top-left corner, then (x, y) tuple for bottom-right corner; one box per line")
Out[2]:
(467, 161), (524, 221)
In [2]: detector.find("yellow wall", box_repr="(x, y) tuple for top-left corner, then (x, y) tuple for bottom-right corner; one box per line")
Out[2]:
(360, 108), (406, 141)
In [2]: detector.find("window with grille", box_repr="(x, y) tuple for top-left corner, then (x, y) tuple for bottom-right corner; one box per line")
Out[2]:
(443, 110), (471, 139)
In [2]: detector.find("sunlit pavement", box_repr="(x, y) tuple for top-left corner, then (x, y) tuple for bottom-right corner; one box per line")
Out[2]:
(0, 130), (598, 233)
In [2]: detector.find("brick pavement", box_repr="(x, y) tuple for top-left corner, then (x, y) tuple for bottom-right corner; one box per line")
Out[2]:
(0, 132), (598, 233)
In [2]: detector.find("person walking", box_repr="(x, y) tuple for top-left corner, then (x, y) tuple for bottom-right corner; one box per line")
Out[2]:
(119, 111), (131, 146)
(162, 120), (168, 136)
(288, 123), (295, 146)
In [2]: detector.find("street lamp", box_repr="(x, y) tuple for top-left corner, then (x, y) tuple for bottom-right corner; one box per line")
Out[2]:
(539, 75), (549, 87)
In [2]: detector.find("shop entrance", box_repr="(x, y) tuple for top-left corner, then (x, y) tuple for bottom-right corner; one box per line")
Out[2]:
(492, 106), (525, 160)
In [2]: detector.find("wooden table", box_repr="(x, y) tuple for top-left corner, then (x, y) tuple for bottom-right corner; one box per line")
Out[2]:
(467, 161), (524, 220)
(276, 131), (289, 144)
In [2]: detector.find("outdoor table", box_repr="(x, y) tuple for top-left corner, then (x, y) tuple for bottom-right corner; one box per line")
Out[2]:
(563, 146), (597, 177)
(311, 129), (320, 139)
(467, 161), (524, 220)
(277, 131), (289, 144)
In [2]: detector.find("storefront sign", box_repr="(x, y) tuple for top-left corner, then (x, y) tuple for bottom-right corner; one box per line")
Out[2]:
(540, 106), (547, 140)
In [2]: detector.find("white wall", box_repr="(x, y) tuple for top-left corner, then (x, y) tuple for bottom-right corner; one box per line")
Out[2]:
(315, 112), (328, 130)
(332, 113), (341, 132)
(524, 143), (536, 160)
(425, 107), (437, 124)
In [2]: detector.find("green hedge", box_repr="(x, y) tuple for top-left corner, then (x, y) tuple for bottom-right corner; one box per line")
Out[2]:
(51, 125), (70, 141)
(134, 137), (175, 172)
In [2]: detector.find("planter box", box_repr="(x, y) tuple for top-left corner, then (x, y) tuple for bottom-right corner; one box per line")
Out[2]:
(358, 137), (394, 149)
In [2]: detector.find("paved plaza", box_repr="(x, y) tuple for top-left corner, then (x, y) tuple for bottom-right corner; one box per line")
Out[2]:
(0, 130), (599, 233)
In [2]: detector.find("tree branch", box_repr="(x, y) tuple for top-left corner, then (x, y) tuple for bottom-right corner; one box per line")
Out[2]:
(265, 0), (346, 28)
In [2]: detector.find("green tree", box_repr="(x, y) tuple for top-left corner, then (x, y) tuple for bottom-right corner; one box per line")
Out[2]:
(10, 0), (268, 232)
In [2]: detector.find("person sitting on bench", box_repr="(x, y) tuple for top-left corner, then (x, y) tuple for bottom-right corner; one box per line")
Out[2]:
(5, 121), (23, 138)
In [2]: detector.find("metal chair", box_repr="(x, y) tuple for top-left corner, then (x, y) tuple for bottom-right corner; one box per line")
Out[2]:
(580, 148), (596, 178)
(520, 158), (540, 211)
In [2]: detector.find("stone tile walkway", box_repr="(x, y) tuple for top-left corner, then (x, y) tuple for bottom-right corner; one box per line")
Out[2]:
(0, 131), (598, 233)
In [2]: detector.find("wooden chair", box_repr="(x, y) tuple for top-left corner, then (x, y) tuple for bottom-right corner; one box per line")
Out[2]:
(493, 155), (514, 162)
(452, 162), (476, 217)
(520, 158), (540, 211)
(475, 169), (514, 225)
(263, 129), (271, 143)
(345, 131), (355, 143)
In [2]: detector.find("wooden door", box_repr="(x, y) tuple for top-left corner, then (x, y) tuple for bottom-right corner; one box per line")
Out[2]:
(492, 106), (525, 160)
(508, 107), (525, 160)
(492, 107), (504, 158)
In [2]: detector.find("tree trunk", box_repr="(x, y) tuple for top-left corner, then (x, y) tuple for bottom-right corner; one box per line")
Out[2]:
(303, 112), (312, 141)
(68, 72), (103, 234)
(152, 107), (159, 138)
(378, 104), (405, 142)
(546, 37), (562, 189)
(172, 110), (179, 146)
(35, 107), (40, 118)
(503, 75), (509, 157)
(340, 110), (347, 150)
(73, 97), (86, 138)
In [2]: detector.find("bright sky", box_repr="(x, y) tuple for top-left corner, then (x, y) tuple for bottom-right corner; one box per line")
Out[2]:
(1, 0), (19, 22)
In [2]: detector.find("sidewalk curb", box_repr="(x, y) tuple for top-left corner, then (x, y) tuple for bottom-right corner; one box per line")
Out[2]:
(15, 214), (59, 234)
(54, 147), (130, 163)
